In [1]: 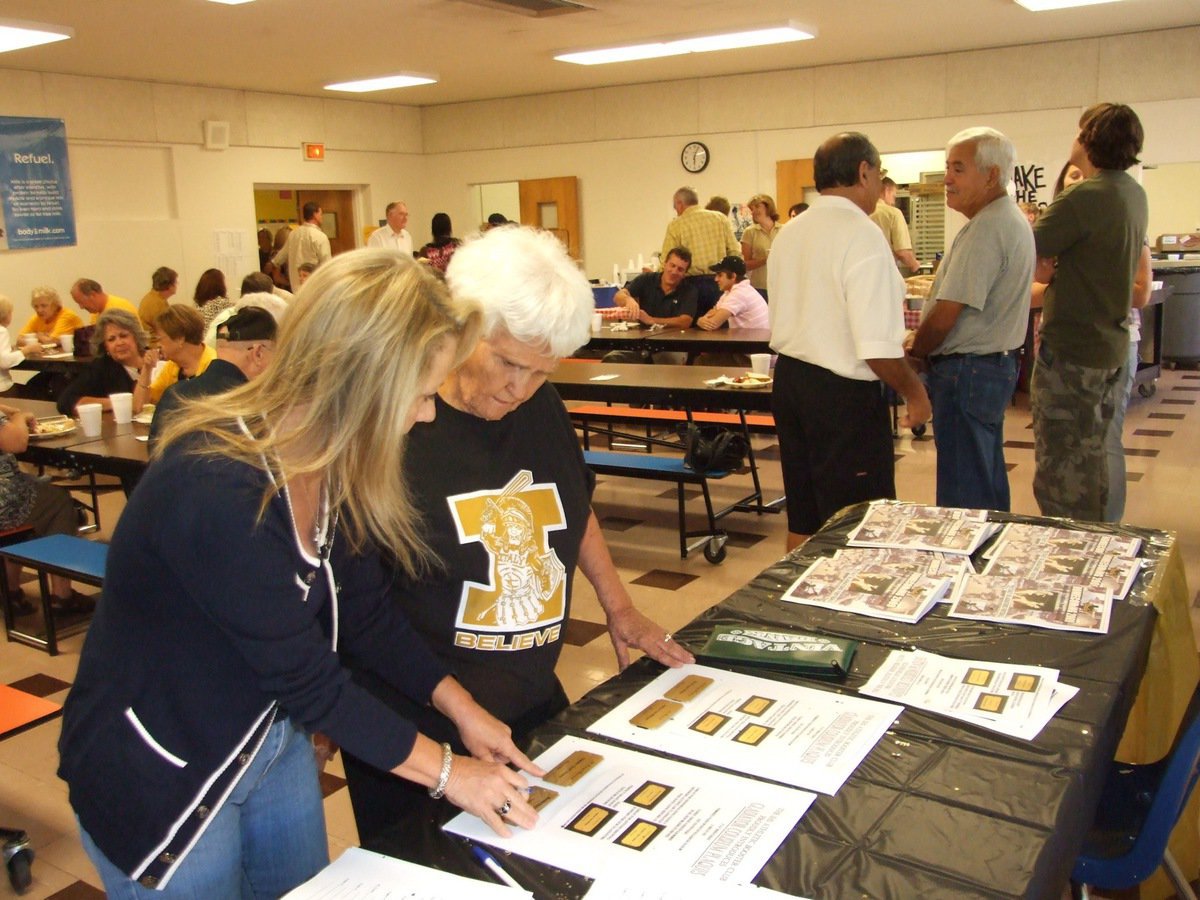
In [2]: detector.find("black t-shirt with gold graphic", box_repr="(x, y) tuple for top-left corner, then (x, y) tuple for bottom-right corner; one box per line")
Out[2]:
(349, 385), (594, 732)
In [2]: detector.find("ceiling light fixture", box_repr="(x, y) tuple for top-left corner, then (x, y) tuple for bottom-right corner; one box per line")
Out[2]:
(324, 73), (438, 93)
(206, 0), (257, 5)
(0, 18), (73, 54)
(1013, 0), (1123, 10)
(555, 21), (815, 66)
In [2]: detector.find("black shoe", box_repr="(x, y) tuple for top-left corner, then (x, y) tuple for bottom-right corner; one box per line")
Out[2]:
(6, 588), (34, 617)
(50, 590), (95, 615)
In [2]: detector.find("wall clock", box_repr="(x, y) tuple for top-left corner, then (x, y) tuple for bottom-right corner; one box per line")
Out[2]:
(681, 141), (709, 174)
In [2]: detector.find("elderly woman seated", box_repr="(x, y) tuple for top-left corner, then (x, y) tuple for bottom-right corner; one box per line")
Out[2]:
(56, 309), (149, 416)
(18, 286), (84, 350)
(133, 306), (216, 413)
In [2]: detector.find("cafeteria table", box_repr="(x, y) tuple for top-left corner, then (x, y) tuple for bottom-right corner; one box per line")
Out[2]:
(583, 325), (771, 361)
(9, 398), (149, 496)
(550, 362), (780, 519)
(16, 353), (89, 376)
(366, 503), (1195, 899)
(550, 362), (773, 412)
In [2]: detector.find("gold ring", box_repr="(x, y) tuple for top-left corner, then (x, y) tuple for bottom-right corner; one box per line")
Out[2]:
(663, 633), (673, 643)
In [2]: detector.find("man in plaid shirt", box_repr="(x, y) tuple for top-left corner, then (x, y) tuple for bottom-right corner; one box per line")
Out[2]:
(661, 187), (741, 318)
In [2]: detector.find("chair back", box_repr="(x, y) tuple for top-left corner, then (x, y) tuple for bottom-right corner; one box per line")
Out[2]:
(1132, 681), (1200, 870)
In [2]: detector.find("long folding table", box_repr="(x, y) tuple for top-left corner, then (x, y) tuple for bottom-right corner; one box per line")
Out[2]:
(367, 503), (1193, 899)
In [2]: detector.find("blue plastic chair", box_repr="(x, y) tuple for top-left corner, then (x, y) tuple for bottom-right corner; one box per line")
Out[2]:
(1070, 681), (1200, 899)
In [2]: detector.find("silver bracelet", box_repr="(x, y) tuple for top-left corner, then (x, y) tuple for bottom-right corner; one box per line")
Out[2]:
(428, 742), (453, 799)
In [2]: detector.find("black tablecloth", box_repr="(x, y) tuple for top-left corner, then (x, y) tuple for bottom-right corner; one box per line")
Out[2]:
(370, 504), (1161, 899)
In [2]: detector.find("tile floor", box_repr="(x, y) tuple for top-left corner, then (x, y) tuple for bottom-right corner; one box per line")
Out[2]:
(3, 370), (1200, 898)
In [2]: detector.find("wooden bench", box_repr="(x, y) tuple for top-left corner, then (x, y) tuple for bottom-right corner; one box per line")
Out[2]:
(584, 450), (732, 563)
(0, 535), (106, 655)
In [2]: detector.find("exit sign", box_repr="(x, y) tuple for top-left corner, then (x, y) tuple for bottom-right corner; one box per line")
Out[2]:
(302, 142), (325, 161)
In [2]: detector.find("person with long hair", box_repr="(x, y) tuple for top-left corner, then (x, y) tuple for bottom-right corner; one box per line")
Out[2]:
(58, 249), (542, 898)
(417, 212), (461, 272)
(341, 227), (692, 845)
(193, 267), (234, 331)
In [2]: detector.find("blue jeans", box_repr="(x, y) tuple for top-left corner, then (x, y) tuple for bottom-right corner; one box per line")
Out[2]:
(928, 353), (1018, 511)
(79, 717), (328, 899)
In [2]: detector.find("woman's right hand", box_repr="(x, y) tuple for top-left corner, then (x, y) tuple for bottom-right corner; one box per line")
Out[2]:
(142, 348), (161, 370)
(443, 755), (538, 838)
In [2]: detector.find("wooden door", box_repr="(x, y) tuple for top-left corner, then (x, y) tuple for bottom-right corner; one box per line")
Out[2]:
(518, 176), (580, 260)
(776, 159), (815, 217)
(297, 189), (356, 257)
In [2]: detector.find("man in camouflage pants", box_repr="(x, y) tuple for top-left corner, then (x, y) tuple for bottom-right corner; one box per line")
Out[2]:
(1031, 103), (1147, 522)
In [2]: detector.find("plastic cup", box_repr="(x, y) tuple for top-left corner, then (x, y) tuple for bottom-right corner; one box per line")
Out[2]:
(110, 392), (133, 424)
(750, 353), (772, 376)
(59, 333), (74, 355)
(591, 312), (603, 332)
(77, 403), (103, 436)
(20, 334), (37, 347)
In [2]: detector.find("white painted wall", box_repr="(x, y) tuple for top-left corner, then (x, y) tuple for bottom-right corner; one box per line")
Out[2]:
(2, 24), (1198, 336)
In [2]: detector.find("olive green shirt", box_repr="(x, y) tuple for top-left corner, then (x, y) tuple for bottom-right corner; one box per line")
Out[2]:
(1034, 169), (1147, 369)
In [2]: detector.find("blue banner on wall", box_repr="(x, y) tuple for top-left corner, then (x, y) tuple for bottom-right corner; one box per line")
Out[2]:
(0, 116), (77, 251)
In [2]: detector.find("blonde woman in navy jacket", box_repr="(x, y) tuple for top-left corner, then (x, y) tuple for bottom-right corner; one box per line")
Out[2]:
(58, 250), (543, 898)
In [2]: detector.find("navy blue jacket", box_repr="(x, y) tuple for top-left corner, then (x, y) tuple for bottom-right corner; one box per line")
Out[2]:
(58, 430), (449, 885)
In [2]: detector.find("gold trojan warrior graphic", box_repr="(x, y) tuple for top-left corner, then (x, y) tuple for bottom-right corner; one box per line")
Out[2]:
(450, 470), (567, 636)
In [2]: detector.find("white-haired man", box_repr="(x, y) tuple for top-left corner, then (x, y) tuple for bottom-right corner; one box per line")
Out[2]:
(341, 227), (693, 845)
(367, 200), (413, 257)
(909, 127), (1034, 510)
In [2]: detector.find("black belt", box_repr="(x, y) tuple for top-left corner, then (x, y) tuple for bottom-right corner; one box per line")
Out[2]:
(928, 348), (1020, 366)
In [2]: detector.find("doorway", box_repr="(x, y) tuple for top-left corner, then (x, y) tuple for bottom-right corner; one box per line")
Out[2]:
(519, 176), (580, 260)
(469, 176), (582, 260)
(253, 187), (358, 257)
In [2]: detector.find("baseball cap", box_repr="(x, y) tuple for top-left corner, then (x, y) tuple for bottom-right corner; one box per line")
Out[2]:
(218, 306), (277, 342)
(710, 255), (746, 277)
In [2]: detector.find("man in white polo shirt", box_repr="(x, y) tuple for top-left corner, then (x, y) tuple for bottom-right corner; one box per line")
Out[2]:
(768, 132), (930, 551)
(367, 201), (414, 257)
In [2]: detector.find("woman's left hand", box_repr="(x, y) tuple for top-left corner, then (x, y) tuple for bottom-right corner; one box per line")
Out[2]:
(607, 606), (694, 670)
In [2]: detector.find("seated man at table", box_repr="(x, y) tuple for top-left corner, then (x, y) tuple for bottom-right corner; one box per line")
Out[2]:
(70, 279), (138, 325)
(341, 226), (693, 846)
(605, 247), (698, 364)
(696, 255), (770, 367)
(697, 255), (769, 331)
(147, 307), (276, 451)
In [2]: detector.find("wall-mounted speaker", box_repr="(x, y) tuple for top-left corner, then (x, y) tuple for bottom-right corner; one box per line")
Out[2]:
(203, 120), (230, 151)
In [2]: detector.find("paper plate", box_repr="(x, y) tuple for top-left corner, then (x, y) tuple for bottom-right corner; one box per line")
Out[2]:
(30, 417), (77, 439)
(726, 376), (773, 389)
